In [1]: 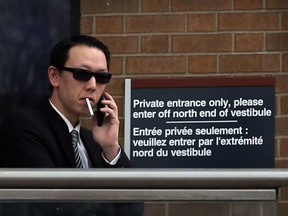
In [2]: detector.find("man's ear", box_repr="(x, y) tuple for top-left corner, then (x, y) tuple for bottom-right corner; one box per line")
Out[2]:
(48, 66), (60, 87)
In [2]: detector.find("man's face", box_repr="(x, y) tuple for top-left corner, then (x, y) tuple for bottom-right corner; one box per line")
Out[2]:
(55, 45), (108, 118)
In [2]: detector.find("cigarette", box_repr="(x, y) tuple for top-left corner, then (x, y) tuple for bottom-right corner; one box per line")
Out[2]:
(86, 98), (94, 116)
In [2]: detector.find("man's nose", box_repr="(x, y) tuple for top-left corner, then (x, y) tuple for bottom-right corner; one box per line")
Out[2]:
(85, 76), (97, 90)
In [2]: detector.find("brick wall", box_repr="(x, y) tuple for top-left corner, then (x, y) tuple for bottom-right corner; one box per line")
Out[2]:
(80, 0), (288, 215)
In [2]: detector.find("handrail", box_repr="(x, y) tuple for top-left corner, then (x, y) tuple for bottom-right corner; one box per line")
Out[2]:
(0, 168), (287, 189)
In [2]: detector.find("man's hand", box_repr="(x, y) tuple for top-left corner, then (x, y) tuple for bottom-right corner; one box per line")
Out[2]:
(91, 92), (121, 162)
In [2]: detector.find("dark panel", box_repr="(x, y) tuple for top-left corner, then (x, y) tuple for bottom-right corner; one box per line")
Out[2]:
(0, 0), (80, 122)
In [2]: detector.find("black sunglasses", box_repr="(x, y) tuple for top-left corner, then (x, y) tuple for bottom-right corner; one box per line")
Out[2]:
(56, 66), (112, 84)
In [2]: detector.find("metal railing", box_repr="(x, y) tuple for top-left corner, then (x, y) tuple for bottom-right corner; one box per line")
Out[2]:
(0, 168), (287, 201)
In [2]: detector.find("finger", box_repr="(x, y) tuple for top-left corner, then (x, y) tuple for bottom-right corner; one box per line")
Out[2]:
(102, 93), (118, 114)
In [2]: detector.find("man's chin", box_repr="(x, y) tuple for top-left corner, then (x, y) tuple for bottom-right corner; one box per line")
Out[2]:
(80, 111), (94, 118)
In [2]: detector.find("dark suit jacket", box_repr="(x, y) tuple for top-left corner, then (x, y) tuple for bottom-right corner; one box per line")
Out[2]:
(0, 98), (144, 216)
(0, 98), (130, 168)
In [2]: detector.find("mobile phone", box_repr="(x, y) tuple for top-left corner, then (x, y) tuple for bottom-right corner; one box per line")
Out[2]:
(96, 95), (105, 127)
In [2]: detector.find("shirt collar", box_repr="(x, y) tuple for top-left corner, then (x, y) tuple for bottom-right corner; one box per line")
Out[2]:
(49, 99), (80, 133)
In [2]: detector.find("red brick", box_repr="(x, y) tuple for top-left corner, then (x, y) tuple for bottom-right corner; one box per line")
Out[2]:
(267, 0), (288, 9)
(110, 57), (123, 75)
(80, 17), (93, 34)
(188, 55), (217, 73)
(173, 34), (231, 53)
(276, 75), (288, 93)
(281, 95), (288, 115)
(126, 56), (186, 74)
(275, 159), (288, 168)
(234, 0), (263, 10)
(283, 54), (288, 71)
(141, 35), (169, 53)
(283, 12), (288, 30)
(172, 0), (231, 11)
(275, 138), (280, 157)
(280, 138), (288, 157)
(267, 33), (288, 51)
(219, 13), (278, 31)
(81, 0), (138, 14)
(126, 15), (185, 33)
(276, 116), (288, 136)
(97, 36), (138, 54)
(235, 33), (264, 52)
(106, 78), (124, 96)
(220, 54), (280, 73)
(96, 16), (123, 34)
(188, 14), (216, 32)
(142, 0), (169, 12)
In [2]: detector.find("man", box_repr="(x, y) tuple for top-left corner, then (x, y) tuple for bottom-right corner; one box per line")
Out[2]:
(0, 35), (144, 215)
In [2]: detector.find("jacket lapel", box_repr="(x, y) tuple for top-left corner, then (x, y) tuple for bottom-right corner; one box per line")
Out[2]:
(40, 99), (76, 167)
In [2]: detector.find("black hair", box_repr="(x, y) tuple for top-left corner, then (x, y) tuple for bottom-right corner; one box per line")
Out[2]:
(50, 35), (110, 69)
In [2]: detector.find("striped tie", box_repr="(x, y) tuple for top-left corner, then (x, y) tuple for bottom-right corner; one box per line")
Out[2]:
(71, 130), (83, 168)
